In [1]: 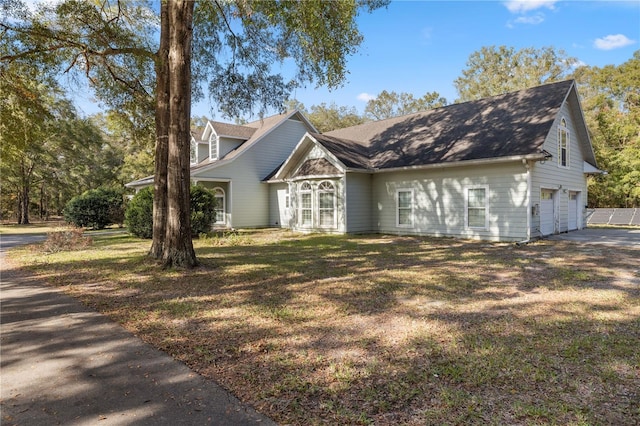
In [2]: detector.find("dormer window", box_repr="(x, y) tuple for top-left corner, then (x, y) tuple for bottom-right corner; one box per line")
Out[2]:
(558, 117), (569, 168)
(190, 139), (197, 165)
(209, 132), (218, 161)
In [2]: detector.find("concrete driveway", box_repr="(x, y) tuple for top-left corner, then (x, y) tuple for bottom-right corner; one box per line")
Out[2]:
(547, 227), (640, 248)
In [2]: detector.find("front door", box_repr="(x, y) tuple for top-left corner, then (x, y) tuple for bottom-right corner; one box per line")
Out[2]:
(568, 191), (579, 230)
(540, 189), (555, 236)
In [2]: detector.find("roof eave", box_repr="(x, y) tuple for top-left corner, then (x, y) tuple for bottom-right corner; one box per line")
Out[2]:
(364, 153), (547, 174)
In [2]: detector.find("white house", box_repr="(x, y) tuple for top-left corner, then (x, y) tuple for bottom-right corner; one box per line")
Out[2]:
(127, 80), (601, 242)
(126, 110), (317, 229)
(267, 80), (601, 242)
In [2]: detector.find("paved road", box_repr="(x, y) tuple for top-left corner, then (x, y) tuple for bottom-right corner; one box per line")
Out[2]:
(1, 235), (276, 426)
(0, 233), (48, 251)
(547, 227), (640, 248)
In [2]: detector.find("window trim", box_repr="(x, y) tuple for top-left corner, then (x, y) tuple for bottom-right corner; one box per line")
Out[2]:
(209, 132), (218, 161)
(465, 186), (489, 230)
(396, 188), (414, 228)
(299, 181), (313, 228)
(317, 181), (336, 229)
(212, 187), (225, 225)
(557, 117), (569, 168)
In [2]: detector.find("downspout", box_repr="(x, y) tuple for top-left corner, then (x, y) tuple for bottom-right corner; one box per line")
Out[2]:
(517, 159), (533, 245)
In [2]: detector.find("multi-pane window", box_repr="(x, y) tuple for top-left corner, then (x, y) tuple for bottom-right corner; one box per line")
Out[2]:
(209, 133), (218, 160)
(213, 187), (225, 224)
(318, 181), (335, 227)
(300, 182), (312, 227)
(467, 187), (487, 229)
(190, 140), (197, 165)
(397, 189), (413, 227)
(558, 118), (569, 168)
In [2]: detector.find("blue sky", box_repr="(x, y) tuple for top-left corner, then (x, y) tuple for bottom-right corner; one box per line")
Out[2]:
(75, 1), (640, 119)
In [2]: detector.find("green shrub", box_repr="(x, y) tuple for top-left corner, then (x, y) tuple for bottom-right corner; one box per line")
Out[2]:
(125, 186), (154, 239)
(190, 185), (216, 236)
(125, 185), (216, 239)
(63, 187), (125, 230)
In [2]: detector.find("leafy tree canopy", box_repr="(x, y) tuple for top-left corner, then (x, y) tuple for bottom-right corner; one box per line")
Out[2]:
(454, 45), (577, 102)
(364, 90), (447, 120)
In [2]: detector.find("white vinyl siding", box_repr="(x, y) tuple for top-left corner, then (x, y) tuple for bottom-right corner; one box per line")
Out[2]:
(195, 118), (310, 228)
(345, 173), (372, 233)
(372, 162), (529, 242)
(532, 99), (588, 235)
(218, 136), (245, 159)
(268, 183), (290, 228)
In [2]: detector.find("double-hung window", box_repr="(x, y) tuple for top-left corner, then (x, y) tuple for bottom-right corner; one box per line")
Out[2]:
(397, 189), (414, 227)
(466, 187), (488, 229)
(300, 182), (313, 227)
(318, 181), (336, 228)
(557, 118), (569, 168)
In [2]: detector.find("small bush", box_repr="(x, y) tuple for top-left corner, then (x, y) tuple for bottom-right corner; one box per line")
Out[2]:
(43, 228), (92, 253)
(125, 186), (154, 239)
(125, 185), (216, 239)
(190, 185), (216, 236)
(63, 187), (125, 230)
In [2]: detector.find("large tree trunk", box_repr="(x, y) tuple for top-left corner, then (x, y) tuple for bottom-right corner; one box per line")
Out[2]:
(149, 0), (170, 260)
(162, 0), (197, 268)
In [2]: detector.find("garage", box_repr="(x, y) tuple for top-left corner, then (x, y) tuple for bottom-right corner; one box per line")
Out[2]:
(540, 189), (555, 235)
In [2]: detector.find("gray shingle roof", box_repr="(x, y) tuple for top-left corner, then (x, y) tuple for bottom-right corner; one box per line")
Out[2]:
(321, 80), (575, 170)
(209, 122), (256, 139)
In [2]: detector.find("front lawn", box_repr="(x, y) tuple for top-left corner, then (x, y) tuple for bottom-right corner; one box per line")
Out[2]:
(10, 229), (639, 425)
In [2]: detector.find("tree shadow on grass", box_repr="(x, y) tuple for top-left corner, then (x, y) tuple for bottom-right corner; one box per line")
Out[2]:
(5, 230), (639, 425)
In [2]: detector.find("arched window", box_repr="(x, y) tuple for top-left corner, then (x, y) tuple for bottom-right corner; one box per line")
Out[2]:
(317, 181), (336, 228)
(299, 182), (312, 227)
(557, 117), (569, 168)
(209, 132), (218, 161)
(213, 187), (225, 224)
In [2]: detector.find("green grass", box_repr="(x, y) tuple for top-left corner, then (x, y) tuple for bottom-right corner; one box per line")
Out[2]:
(7, 229), (639, 425)
(0, 219), (66, 234)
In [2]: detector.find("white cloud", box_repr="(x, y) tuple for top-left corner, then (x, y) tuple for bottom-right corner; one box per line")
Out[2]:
(594, 34), (635, 50)
(357, 93), (376, 102)
(513, 13), (545, 25)
(503, 0), (557, 14)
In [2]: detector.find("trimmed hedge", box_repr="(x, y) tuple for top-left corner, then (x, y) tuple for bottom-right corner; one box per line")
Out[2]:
(63, 187), (125, 230)
(125, 185), (217, 239)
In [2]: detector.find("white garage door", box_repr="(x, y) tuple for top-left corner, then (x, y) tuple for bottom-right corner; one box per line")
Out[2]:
(568, 191), (579, 231)
(540, 189), (555, 236)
